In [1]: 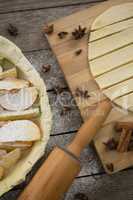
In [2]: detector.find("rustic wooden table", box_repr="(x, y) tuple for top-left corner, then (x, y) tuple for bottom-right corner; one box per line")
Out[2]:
(0, 0), (133, 200)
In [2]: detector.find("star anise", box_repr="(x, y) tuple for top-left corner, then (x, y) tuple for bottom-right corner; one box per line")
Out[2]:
(43, 24), (54, 34)
(74, 193), (88, 200)
(58, 31), (68, 39)
(75, 88), (90, 99)
(75, 49), (82, 56)
(72, 25), (87, 40)
(7, 24), (18, 37)
(60, 105), (71, 116)
(41, 64), (51, 73)
(103, 138), (118, 151)
(53, 86), (64, 95)
(106, 163), (114, 172)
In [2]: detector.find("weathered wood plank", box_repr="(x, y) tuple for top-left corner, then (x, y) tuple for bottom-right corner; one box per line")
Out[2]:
(0, 0), (105, 14)
(46, 0), (133, 174)
(19, 49), (82, 135)
(28, 50), (124, 135)
(0, 3), (98, 52)
(48, 91), (82, 135)
(3, 167), (133, 200)
(0, 169), (132, 200)
(1, 1), (133, 199)
(65, 170), (133, 200)
(26, 50), (67, 91)
(26, 51), (82, 134)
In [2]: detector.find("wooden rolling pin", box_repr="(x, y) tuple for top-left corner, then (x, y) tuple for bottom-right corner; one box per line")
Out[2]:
(18, 99), (112, 200)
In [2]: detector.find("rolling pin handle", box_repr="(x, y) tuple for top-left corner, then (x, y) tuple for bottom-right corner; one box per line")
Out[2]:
(68, 99), (112, 157)
(18, 99), (112, 200)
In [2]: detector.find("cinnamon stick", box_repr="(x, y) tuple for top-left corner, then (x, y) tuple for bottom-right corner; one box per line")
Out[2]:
(117, 129), (132, 152)
(115, 122), (133, 131)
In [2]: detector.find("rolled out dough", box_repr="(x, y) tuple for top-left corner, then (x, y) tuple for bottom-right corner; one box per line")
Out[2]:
(89, 3), (133, 111)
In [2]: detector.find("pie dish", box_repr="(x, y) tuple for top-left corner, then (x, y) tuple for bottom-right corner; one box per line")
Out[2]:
(0, 36), (52, 196)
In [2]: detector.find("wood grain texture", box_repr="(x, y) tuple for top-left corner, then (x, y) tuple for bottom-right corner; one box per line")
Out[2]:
(47, 0), (133, 174)
(2, 169), (133, 200)
(25, 51), (83, 135)
(0, 3), (97, 52)
(48, 91), (82, 135)
(26, 50), (67, 90)
(0, 0), (105, 14)
(65, 170), (133, 200)
(0, 0), (133, 199)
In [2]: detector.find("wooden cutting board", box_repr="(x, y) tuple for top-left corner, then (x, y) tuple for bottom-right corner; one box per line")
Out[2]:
(46, 0), (133, 174)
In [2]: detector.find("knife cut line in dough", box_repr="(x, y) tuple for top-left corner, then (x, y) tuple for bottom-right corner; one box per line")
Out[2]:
(103, 78), (133, 101)
(95, 62), (133, 89)
(89, 3), (133, 111)
(114, 92), (133, 112)
(91, 16), (133, 31)
(91, 3), (133, 30)
(89, 44), (133, 77)
(89, 26), (133, 60)
(90, 17), (133, 42)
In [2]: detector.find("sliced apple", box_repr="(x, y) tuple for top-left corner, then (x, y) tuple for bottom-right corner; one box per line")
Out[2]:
(0, 87), (38, 111)
(0, 68), (17, 80)
(0, 107), (40, 121)
(0, 78), (29, 91)
(0, 120), (41, 142)
(0, 141), (32, 151)
(0, 166), (4, 180)
(0, 148), (21, 170)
